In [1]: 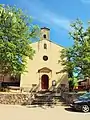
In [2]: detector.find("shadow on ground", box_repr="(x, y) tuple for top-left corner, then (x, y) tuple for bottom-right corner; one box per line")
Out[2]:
(26, 104), (55, 109)
(58, 97), (69, 106)
(64, 107), (83, 113)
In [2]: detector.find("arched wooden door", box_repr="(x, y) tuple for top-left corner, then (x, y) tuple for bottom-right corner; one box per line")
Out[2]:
(41, 74), (49, 89)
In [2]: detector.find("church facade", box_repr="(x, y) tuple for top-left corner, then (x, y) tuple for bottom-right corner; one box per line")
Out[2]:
(20, 27), (68, 91)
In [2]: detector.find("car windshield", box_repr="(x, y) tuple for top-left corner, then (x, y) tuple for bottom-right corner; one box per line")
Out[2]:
(79, 92), (90, 99)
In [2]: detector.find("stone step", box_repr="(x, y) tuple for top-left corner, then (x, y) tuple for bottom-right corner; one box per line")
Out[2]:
(31, 100), (64, 105)
(35, 93), (61, 97)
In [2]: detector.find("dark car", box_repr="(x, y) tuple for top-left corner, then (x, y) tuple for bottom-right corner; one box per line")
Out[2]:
(70, 92), (90, 112)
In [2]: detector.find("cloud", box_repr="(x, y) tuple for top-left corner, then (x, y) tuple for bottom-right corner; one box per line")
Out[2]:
(80, 0), (90, 3)
(35, 11), (71, 31)
(15, 0), (71, 31)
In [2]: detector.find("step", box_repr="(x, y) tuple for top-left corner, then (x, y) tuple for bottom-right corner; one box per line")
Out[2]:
(31, 102), (55, 105)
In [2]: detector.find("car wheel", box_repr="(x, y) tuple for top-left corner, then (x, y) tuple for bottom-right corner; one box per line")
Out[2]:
(82, 105), (89, 113)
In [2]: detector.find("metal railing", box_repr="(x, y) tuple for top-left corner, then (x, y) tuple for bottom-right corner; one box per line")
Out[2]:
(49, 74), (65, 91)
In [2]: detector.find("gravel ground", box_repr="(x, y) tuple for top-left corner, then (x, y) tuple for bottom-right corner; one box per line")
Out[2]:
(0, 104), (90, 120)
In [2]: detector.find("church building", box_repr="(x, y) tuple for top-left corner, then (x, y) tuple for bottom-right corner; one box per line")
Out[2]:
(20, 27), (68, 92)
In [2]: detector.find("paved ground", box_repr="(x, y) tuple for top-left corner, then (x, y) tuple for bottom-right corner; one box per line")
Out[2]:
(0, 104), (90, 120)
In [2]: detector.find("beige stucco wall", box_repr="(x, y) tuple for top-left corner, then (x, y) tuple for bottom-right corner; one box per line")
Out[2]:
(20, 28), (68, 91)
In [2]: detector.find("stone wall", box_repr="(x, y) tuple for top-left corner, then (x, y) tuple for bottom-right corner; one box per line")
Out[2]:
(61, 91), (86, 104)
(0, 91), (87, 105)
(0, 92), (32, 105)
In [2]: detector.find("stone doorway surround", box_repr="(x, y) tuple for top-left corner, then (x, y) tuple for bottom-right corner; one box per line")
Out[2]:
(38, 67), (52, 91)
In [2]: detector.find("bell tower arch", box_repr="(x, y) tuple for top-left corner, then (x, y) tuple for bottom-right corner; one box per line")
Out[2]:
(40, 27), (50, 40)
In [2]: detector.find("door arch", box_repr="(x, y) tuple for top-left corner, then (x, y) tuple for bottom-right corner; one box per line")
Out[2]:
(41, 74), (49, 89)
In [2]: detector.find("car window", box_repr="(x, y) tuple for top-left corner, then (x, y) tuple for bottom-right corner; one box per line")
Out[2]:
(88, 95), (90, 99)
(80, 93), (90, 99)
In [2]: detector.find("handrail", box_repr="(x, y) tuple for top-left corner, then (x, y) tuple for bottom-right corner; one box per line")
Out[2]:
(33, 82), (40, 92)
(49, 74), (65, 91)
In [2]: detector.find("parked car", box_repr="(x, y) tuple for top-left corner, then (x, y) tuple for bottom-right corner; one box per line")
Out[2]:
(70, 92), (90, 112)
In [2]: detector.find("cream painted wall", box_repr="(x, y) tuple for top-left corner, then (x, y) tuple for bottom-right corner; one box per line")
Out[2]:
(20, 28), (68, 91)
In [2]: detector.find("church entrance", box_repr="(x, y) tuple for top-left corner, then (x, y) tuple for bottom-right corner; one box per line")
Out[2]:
(41, 74), (49, 90)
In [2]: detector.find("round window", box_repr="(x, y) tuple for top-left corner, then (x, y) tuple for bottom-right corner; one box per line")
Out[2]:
(43, 56), (48, 61)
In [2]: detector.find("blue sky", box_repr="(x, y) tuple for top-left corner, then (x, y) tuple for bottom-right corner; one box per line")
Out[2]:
(0, 0), (90, 47)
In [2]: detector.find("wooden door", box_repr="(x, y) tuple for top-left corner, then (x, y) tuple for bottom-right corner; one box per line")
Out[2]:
(41, 75), (49, 89)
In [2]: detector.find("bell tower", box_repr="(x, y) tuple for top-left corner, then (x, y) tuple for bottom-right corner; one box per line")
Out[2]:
(40, 27), (50, 40)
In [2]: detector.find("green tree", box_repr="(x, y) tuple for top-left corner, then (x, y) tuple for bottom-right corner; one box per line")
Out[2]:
(60, 47), (76, 90)
(0, 4), (39, 78)
(60, 19), (90, 90)
(69, 19), (90, 78)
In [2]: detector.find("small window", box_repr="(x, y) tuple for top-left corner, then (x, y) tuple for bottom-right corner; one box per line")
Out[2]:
(44, 43), (47, 49)
(43, 34), (46, 38)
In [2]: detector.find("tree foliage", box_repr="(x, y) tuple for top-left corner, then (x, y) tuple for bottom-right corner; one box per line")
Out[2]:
(0, 4), (39, 76)
(61, 19), (90, 88)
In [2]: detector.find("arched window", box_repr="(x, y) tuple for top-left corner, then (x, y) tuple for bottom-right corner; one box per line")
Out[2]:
(43, 34), (46, 38)
(44, 43), (47, 49)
